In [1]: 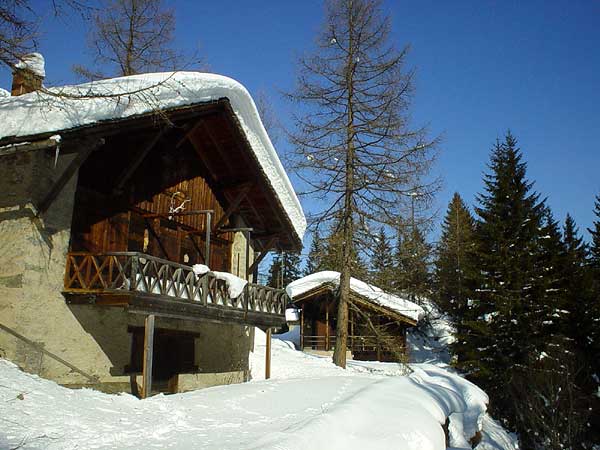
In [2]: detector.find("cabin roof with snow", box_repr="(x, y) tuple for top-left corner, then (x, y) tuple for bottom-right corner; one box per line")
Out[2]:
(286, 271), (424, 325)
(0, 71), (306, 247)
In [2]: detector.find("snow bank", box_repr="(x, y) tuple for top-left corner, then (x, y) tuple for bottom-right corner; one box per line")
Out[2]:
(0, 324), (518, 450)
(0, 71), (306, 240)
(408, 298), (455, 364)
(287, 271), (424, 322)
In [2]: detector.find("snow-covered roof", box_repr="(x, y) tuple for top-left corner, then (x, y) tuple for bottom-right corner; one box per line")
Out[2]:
(0, 72), (306, 240)
(286, 271), (424, 323)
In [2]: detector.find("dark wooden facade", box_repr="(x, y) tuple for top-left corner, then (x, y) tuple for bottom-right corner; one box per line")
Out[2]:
(59, 99), (301, 328)
(293, 286), (416, 362)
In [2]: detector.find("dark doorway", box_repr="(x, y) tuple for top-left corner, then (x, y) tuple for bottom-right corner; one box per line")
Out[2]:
(128, 327), (198, 394)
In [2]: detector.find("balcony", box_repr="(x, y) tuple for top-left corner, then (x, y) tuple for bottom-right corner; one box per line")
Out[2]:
(63, 252), (287, 327)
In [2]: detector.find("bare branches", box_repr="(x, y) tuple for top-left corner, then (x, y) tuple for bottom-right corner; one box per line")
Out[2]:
(76, 0), (203, 79)
(0, 0), (37, 71)
(289, 0), (439, 368)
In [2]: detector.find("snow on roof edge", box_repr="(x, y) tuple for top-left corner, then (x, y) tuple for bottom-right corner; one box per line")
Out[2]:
(0, 72), (306, 241)
(286, 271), (425, 322)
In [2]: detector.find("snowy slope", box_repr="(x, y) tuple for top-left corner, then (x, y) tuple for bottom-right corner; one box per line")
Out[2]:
(0, 72), (306, 240)
(0, 305), (517, 450)
(286, 271), (424, 322)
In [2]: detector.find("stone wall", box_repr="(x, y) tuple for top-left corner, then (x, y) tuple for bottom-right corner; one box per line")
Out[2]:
(0, 146), (255, 394)
(230, 216), (255, 282)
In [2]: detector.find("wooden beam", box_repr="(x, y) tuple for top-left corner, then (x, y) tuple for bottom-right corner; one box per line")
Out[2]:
(247, 236), (278, 275)
(190, 132), (219, 183)
(200, 120), (235, 175)
(212, 185), (251, 232)
(175, 118), (203, 149)
(142, 209), (214, 219)
(113, 128), (170, 194)
(265, 328), (272, 380)
(36, 138), (104, 216)
(0, 137), (59, 157)
(141, 314), (155, 399)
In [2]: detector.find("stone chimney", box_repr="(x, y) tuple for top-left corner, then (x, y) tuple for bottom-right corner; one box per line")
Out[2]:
(11, 53), (45, 96)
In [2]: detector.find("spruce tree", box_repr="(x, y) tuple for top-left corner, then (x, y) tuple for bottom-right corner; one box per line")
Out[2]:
(267, 251), (302, 288)
(589, 194), (600, 270)
(562, 215), (598, 389)
(370, 227), (394, 291)
(394, 220), (431, 301)
(321, 219), (368, 280)
(304, 230), (325, 275)
(460, 132), (548, 429)
(434, 193), (477, 318)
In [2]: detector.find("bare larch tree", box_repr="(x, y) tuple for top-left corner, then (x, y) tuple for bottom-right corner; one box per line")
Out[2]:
(75, 0), (187, 78)
(289, 0), (438, 368)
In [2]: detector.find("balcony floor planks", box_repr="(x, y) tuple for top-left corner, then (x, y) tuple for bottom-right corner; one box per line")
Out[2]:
(63, 290), (286, 328)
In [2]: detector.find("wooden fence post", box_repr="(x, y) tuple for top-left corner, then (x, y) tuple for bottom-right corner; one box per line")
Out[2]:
(265, 328), (272, 380)
(141, 314), (155, 398)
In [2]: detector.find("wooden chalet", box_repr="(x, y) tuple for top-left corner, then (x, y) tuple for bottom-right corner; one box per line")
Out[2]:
(288, 273), (422, 362)
(0, 65), (305, 396)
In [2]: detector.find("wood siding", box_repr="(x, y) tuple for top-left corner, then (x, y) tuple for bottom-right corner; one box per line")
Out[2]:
(70, 135), (232, 271)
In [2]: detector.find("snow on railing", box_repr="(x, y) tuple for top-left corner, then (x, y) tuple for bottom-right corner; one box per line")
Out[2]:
(64, 252), (287, 317)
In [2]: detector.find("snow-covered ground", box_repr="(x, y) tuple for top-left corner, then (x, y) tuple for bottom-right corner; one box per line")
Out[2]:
(0, 304), (517, 450)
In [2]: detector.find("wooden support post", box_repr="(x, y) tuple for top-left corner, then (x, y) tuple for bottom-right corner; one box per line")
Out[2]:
(205, 212), (212, 265)
(300, 305), (304, 351)
(141, 314), (155, 399)
(265, 328), (272, 380)
(36, 139), (104, 216)
(325, 307), (330, 351)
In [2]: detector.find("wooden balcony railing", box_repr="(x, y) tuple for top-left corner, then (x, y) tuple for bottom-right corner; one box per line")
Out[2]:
(302, 335), (405, 354)
(64, 252), (287, 322)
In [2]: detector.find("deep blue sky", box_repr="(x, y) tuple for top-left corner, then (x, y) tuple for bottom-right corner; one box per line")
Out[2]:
(7, 0), (600, 244)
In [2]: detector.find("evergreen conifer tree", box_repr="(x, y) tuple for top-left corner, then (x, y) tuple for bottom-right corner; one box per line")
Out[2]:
(562, 215), (598, 389)
(394, 220), (431, 301)
(267, 252), (302, 288)
(370, 227), (394, 291)
(434, 193), (477, 318)
(320, 219), (368, 280)
(589, 194), (600, 270)
(304, 230), (325, 275)
(460, 132), (548, 429)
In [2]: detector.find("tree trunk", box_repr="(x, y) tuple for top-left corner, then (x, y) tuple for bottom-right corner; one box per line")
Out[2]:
(332, 1), (356, 369)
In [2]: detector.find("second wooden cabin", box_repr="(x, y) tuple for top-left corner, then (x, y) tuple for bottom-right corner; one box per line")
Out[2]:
(287, 271), (424, 362)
